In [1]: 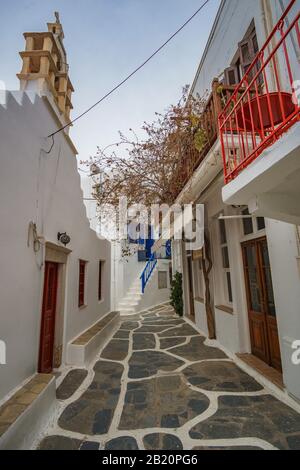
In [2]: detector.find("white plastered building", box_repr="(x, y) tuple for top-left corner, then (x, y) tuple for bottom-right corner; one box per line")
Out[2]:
(173, 0), (300, 402)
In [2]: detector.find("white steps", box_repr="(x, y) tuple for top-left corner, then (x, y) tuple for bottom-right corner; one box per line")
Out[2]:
(118, 268), (156, 316)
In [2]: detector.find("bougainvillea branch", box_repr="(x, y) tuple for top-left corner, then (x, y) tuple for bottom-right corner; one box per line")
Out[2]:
(83, 86), (208, 210)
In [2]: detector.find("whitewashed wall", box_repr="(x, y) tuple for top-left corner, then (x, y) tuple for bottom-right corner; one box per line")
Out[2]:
(137, 260), (171, 312)
(0, 91), (111, 401)
(194, 301), (209, 337)
(192, 0), (266, 97)
(192, 0), (299, 98)
(172, 240), (183, 274)
(111, 241), (146, 311)
(266, 220), (300, 400)
(80, 174), (100, 233)
(196, 177), (300, 399)
(189, 0), (300, 401)
(80, 179), (167, 313)
(122, 245), (146, 294)
(202, 181), (244, 353)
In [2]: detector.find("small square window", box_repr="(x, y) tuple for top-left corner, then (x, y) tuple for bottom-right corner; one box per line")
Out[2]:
(256, 217), (266, 231)
(219, 219), (227, 244)
(242, 208), (254, 235)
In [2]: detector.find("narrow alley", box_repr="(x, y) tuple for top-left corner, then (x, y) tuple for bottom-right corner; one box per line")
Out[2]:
(1, 0), (300, 453)
(38, 304), (300, 451)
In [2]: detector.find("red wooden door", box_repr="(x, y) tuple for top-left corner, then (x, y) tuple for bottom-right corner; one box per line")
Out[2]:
(38, 262), (58, 373)
(242, 238), (282, 371)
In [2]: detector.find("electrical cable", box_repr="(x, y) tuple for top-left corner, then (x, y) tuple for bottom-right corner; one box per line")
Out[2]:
(48, 0), (211, 138)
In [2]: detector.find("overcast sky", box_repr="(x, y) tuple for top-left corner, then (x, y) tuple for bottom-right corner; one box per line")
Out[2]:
(1, 0), (220, 164)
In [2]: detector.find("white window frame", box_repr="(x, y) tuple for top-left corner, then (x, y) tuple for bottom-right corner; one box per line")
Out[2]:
(240, 207), (266, 243)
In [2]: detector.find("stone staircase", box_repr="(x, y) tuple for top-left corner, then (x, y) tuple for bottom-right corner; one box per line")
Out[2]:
(117, 257), (171, 316)
(118, 277), (144, 316)
(118, 254), (162, 316)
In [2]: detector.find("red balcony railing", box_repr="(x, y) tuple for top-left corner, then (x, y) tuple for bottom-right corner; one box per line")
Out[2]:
(219, 0), (300, 184)
(174, 80), (236, 196)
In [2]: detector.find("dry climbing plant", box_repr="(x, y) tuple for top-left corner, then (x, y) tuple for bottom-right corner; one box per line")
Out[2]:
(83, 86), (208, 210)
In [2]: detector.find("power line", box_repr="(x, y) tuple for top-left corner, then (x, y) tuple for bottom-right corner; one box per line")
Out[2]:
(48, 0), (211, 138)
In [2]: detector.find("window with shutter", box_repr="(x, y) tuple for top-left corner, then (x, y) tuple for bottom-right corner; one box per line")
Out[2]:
(239, 29), (260, 80)
(224, 26), (259, 87)
(252, 32), (259, 55)
(239, 38), (255, 76)
(224, 66), (240, 86)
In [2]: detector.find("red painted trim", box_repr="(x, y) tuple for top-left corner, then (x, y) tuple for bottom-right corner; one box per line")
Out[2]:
(219, 0), (300, 183)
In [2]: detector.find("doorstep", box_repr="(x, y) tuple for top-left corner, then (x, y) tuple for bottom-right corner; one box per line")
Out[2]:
(237, 353), (284, 390)
(0, 374), (56, 450)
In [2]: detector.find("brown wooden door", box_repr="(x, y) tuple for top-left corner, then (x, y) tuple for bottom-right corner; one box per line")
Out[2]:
(39, 262), (58, 373)
(187, 256), (195, 319)
(242, 238), (282, 371)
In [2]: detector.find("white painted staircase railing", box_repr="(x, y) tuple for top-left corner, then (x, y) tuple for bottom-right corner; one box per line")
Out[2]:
(118, 260), (158, 316)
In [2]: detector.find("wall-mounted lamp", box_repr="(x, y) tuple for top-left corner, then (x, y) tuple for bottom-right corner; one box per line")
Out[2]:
(57, 232), (71, 246)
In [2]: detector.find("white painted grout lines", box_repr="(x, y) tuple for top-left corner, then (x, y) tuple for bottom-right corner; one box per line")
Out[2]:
(108, 319), (140, 434)
(34, 304), (281, 450)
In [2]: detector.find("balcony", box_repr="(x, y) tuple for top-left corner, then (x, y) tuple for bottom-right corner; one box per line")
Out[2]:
(220, 0), (300, 224)
(219, 0), (300, 183)
(175, 80), (237, 197)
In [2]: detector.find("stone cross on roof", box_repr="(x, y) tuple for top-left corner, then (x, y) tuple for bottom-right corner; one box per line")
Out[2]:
(55, 11), (60, 24)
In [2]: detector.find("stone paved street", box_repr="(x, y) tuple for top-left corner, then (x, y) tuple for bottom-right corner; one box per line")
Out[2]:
(38, 305), (300, 450)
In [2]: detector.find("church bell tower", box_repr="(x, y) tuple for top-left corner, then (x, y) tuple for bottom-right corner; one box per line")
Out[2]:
(17, 12), (74, 129)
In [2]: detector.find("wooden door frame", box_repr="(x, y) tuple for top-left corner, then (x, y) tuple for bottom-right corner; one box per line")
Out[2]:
(241, 236), (282, 371)
(242, 237), (270, 364)
(43, 242), (71, 369)
(257, 238), (282, 372)
(38, 261), (59, 373)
